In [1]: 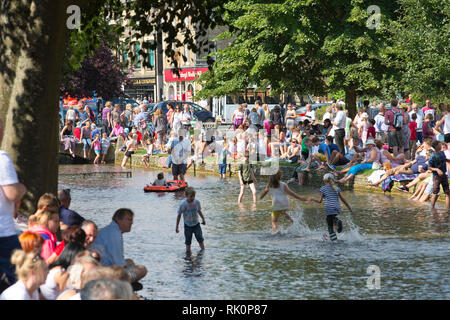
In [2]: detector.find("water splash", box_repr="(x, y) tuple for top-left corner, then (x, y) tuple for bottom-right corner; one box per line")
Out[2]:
(340, 214), (364, 242)
(284, 205), (317, 237)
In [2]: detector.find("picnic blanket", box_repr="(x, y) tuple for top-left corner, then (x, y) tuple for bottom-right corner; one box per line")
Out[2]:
(381, 173), (418, 192)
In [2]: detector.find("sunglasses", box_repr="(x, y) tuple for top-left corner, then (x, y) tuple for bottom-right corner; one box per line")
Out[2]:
(32, 254), (44, 263)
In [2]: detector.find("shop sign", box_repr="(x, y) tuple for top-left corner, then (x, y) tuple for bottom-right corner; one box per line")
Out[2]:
(164, 67), (208, 82)
(126, 78), (156, 86)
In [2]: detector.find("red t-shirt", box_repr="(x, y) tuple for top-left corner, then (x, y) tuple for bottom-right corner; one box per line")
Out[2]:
(73, 127), (81, 140)
(409, 121), (417, 140)
(368, 126), (376, 139)
(54, 241), (66, 257)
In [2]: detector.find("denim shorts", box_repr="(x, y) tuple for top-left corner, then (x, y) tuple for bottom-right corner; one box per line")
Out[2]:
(82, 138), (92, 150)
(184, 223), (204, 245)
(219, 164), (227, 175)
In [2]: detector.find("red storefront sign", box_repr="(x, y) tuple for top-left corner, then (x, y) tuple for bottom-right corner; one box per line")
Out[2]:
(164, 67), (209, 82)
(186, 91), (193, 102)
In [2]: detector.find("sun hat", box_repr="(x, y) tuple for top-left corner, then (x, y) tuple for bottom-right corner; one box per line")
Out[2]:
(361, 112), (369, 119)
(365, 139), (375, 146)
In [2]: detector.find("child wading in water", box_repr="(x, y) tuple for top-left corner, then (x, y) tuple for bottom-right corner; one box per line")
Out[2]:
(310, 173), (355, 241)
(92, 133), (101, 164)
(260, 170), (311, 233)
(176, 187), (206, 254)
(238, 152), (258, 204)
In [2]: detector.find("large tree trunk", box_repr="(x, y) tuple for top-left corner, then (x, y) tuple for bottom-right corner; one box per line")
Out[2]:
(0, 0), (72, 215)
(345, 87), (357, 119)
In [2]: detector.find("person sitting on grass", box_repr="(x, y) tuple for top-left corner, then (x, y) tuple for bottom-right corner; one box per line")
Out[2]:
(280, 139), (301, 163)
(337, 139), (380, 184)
(369, 150), (431, 188)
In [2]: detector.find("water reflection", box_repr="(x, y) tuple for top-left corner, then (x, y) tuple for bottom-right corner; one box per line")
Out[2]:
(182, 251), (205, 278)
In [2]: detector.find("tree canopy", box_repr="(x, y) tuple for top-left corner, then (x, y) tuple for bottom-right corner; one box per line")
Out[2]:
(196, 0), (449, 116)
(392, 0), (449, 104)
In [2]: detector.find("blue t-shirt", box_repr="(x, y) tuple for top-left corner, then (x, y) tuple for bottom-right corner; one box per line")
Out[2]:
(329, 143), (340, 154)
(91, 129), (100, 139)
(428, 151), (447, 176)
(177, 199), (202, 227)
(80, 112), (89, 123)
(218, 149), (228, 165)
(319, 185), (341, 215)
(318, 142), (331, 160)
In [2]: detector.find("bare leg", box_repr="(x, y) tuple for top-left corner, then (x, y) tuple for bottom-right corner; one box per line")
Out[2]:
(271, 216), (278, 232)
(430, 193), (438, 209)
(410, 181), (427, 200)
(121, 156), (128, 168)
(249, 183), (257, 204)
(238, 185), (246, 203)
(337, 173), (354, 184)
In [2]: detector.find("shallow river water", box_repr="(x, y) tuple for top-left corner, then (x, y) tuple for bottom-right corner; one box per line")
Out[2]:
(58, 165), (449, 300)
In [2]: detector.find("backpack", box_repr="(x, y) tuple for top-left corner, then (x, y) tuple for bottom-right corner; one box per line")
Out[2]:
(393, 109), (403, 130)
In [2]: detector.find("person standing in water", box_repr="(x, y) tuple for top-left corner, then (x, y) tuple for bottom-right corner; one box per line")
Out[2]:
(176, 187), (206, 254)
(237, 152), (258, 204)
(260, 170), (310, 233)
(310, 173), (355, 241)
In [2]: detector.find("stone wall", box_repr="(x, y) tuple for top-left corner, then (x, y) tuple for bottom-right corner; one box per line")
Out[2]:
(59, 141), (116, 163)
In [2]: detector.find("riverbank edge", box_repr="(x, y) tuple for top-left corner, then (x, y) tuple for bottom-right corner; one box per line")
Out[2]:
(114, 150), (447, 202)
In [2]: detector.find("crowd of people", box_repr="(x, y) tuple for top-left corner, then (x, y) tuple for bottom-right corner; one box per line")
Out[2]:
(2, 117), (148, 299)
(2, 94), (449, 299)
(145, 97), (450, 212)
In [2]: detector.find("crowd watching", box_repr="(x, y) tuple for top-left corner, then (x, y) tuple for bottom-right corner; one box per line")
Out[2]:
(3, 94), (449, 299)
(62, 96), (450, 211)
(2, 116), (147, 299)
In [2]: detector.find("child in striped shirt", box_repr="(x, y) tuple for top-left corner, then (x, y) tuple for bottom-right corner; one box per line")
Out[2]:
(311, 173), (355, 241)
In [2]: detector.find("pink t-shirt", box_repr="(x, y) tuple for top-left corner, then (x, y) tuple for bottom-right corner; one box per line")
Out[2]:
(28, 225), (57, 261)
(111, 125), (124, 138)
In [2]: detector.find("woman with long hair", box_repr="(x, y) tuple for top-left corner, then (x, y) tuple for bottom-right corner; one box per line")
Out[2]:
(60, 120), (77, 157)
(260, 170), (310, 233)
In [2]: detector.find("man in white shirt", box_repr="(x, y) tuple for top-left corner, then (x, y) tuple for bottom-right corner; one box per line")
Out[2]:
(0, 119), (27, 293)
(409, 103), (424, 144)
(180, 104), (194, 132)
(331, 104), (346, 153)
(374, 104), (389, 143)
(305, 104), (316, 125)
(167, 129), (191, 181)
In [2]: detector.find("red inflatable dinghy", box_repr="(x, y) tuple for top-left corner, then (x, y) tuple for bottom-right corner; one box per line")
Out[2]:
(143, 180), (188, 193)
